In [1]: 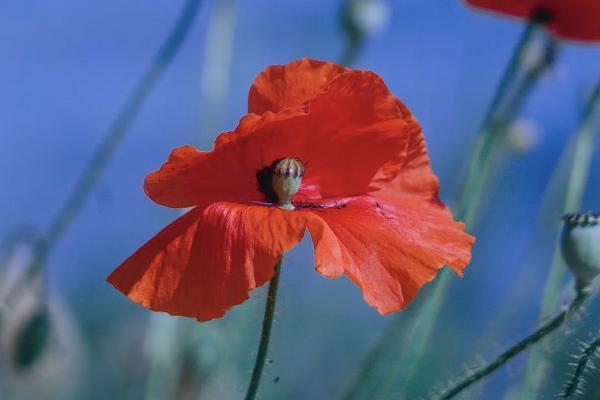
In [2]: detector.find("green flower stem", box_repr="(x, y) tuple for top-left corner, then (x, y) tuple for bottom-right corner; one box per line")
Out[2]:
(245, 259), (283, 400)
(21, 0), (202, 283)
(339, 42), (361, 67)
(521, 80), (600, 397)
(144, 2), (238, 398)
(436, 284), (590, 400)
(343, 20), (552, 400)
(456, 20), (542, 225)
(390, 36), (555, 400)
(560, 334), (600, 400)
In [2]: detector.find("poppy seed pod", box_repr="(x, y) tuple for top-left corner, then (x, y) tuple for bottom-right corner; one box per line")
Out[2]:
(560, 212), (600, 285)
(272, 158), (304, 210)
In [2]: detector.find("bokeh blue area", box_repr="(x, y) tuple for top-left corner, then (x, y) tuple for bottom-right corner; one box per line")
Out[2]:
(1, 1), (599, 399)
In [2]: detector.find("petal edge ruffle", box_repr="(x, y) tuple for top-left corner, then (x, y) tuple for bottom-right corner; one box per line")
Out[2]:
(248, 58), (350, 114)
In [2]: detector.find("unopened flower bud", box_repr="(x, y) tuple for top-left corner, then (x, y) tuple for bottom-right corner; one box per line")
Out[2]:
(341, 0), (389, 45)
(506, 119), (541, 153)
(560, 212), (600, 285)
(272, 158), (304, 210)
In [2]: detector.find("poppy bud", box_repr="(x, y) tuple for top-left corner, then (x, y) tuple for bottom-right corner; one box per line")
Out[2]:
(272, 158), (304, 210)
(505, 119), (541, 154)
(341, 0), (389, 43)
(12, 304), (51, 370)
(560, 212), (600, 285)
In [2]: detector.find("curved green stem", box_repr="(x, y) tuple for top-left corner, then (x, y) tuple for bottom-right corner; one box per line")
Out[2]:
(522, 80), (600, 397)
(456, 23), (555, 226)
(245, 259), (282, 400)
(343, 20), (552, 400)
(24, 0), (203, 281)
(339, 39), (362, 67)
(387, 28), (555, 400)
(436, 284), (590, 400)
(560, 334), (600, 399)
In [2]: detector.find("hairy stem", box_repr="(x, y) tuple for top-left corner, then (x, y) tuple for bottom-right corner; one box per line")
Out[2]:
(521, 80), (600, 397)
(245, 259), (283, 400)
(436, 285), (590, 400)
(560, 335), (600, 399)
(388, 26), (555, 400)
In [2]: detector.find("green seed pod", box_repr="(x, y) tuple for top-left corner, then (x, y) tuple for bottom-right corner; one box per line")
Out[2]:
(12, 304), (51, 370)
(560, 212), (600, 285)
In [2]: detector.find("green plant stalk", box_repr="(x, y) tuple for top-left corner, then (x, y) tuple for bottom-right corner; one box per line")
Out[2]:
(560, 334), (600, 400)
(23, 0), (203, 282)
(435, 284), (591, 400)
(144, 2), (237, 398)
(343, 21), (552, 400)
(455, 21), (540, 225)
(245, 259), (282, 400)
(469, 112), (579, 361)
(521, 80), (600, 398)
(196, 0), (237, 141)
(144, 316), (183, 400)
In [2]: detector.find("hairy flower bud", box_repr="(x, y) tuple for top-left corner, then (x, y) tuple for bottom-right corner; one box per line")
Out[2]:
(561, 212), (600, 285)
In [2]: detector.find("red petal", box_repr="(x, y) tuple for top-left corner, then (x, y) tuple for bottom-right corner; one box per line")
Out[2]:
(107, 203), (309, 321)
(248, 58), (349, 114)
(145, 68), (422, 206)
(465, 0), (600, 42)
(305, 196), (474, 314)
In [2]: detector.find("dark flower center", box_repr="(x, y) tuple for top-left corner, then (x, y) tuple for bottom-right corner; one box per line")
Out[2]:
(530, 6), (554, 24)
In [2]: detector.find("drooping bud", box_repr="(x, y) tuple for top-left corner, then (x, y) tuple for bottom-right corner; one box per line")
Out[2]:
(272, 158), (304, 210)
(505, 119), (541, 154)
(12, 304), (51, 370)
(341, 0), (389, 42)
(560, 212), (600, 286)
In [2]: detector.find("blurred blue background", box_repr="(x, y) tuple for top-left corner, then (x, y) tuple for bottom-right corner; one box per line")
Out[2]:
(1, 0), (599, 399)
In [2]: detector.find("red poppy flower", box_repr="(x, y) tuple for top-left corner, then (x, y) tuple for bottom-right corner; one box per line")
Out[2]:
(107, 58), (474, 322)
(465, 0), (600, 42)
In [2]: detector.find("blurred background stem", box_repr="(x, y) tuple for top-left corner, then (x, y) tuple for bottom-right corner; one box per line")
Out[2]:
(142, 1), (238, 398)
(196, 0), (237, 141)
(436, 283), (591, 400)
(521, 80), (600, 398)
(343, 19), (555, 400)
(16, 0), (202, 290)
(0, 3), (202, 388)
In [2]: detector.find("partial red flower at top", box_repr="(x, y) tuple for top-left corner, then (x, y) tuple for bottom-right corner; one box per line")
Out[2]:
(107, 58), (474, 322)
(465, 0), (600, 42)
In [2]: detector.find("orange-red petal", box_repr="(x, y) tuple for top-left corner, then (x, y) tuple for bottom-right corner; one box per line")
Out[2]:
(145, 66), (422, 207)
(305, 196), (474, 314)
(107, 203), (310, 322)
(248, 58), (350, 115)
(465, 0), (600, 42)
